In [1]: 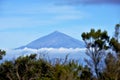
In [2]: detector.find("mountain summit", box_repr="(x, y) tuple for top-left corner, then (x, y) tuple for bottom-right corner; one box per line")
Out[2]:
(18, 31), (84, 49)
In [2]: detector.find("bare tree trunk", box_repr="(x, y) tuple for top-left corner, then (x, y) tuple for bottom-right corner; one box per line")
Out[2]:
(7, 73), (12, 80)
(16, 65), (21, 80)
(115, 72), (118, 80)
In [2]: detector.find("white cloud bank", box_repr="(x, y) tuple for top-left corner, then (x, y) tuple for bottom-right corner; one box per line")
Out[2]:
(1, 48), (87, 64)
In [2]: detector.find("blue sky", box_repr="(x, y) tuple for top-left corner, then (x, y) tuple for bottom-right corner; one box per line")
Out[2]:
(0, 0), (120, 49)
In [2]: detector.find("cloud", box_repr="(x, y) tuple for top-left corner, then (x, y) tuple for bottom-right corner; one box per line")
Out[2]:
(54, 15), (83, 20)
(57, 0), (120, 5)
(1, 48), (87, 63)
(0, 4), (85, 30)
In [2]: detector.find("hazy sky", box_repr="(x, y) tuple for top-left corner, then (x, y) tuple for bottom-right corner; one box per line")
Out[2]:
(0, 0), (120, 49)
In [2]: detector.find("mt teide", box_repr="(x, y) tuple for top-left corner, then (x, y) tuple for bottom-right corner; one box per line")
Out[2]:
(18, 31), (84, 49)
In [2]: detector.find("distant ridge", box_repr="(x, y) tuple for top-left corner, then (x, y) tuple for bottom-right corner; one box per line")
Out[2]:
(18, 31), (84, 49)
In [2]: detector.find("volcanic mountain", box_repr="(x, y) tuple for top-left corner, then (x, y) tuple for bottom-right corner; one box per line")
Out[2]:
(18, 31), (84, 49)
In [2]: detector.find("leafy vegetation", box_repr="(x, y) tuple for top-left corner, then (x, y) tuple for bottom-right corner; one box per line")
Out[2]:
(102, 24), (120, 80)
(0, 49), (6, 60)
(81, 29), (109, 79)
(0, 54), (92, 80)
(0, 24), (120, 80)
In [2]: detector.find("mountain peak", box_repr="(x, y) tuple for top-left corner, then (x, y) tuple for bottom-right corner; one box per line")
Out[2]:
(50, 31), (65, 35)
(18, 31), (84, 49)
(53, 31), (60, 33)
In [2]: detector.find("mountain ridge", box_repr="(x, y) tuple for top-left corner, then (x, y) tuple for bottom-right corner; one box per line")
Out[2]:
(18, 31), (84, 49)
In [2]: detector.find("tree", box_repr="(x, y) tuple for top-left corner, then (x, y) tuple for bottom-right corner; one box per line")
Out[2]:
(103, 52), (120, 80)
(81, 29), (109, 79)
(103, 24), (120, 80)
(114, 24), (120, 42)
(0, 49), (5, 60)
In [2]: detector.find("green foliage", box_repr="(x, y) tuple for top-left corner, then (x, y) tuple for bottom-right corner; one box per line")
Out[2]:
(81, 29), (109, 79)
(0, 54), (92, 80)
(81, 24), (120, 80)
(110, 24), (120, 53)
(102, 53), (120, 80)
(114, 24), (120, 41)
(0, 49), (6, 60)
(102, 24), (120, 80)
(110, 38), (120, 53)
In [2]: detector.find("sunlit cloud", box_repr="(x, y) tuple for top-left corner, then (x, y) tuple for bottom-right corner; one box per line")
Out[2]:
(1, 48), (86, 62)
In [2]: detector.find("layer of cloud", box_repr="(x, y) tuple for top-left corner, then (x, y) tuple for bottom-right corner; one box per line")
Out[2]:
(0, 4), (84, 29)
(57, 0), (120, 5)
(1, 48), (87, 63)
